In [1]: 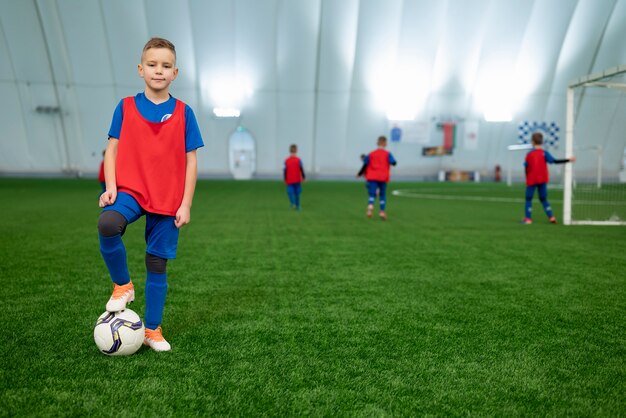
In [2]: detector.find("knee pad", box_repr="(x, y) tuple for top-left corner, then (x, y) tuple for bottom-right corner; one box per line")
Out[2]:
(98, 211), (128, 237)
(145, 253), (167, 274)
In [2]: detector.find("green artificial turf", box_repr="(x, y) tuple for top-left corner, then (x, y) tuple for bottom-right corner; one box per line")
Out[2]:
(0, 178), (624, 416)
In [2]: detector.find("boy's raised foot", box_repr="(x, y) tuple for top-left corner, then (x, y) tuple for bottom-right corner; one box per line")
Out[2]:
(144, 326), (171, 352)
(366, 204), (374, 218)
(521, 217), (533, 225)
(106, 281), (134, 312)
(549, 216), (557, 224)
(379, 211), (387, 221)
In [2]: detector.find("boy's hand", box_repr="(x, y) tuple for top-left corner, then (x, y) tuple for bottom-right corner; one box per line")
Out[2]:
(99, 189), (117, 207)
(569, 156), (576, 162)
(175, 205), (191, 229)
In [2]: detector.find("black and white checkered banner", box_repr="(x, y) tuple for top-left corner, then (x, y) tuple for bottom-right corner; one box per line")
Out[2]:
(517, 121), (560, 149)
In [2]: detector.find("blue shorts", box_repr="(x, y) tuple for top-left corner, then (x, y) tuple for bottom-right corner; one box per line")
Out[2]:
(102, 192), (179, 259)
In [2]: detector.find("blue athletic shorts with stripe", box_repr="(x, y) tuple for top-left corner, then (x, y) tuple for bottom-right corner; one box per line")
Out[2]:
(101, 192), (179, 259)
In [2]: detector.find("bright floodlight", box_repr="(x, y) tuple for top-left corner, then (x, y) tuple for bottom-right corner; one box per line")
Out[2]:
(213, 107), (241, 118)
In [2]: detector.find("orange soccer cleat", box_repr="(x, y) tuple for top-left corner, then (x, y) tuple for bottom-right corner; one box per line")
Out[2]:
(105, 281), (135, 312)
(144, 326), (171, 352)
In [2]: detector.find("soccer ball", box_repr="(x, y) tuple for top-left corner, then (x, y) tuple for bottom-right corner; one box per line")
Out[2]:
(94, 309), (145, 356)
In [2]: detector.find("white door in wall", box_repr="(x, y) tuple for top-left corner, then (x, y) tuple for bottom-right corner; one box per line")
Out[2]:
(228, 126), (256, 180)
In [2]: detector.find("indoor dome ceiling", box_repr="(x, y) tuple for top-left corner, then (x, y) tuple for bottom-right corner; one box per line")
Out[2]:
(1, 0), (625, 178)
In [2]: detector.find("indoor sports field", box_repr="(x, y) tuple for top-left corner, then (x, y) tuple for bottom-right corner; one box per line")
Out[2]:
(1, 178), (624, 416)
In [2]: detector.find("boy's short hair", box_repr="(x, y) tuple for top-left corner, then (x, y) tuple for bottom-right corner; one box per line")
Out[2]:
(377, 136), (387, 145)
(142, 37), (176, 62)
(289, 144), (298, 153)
(531, 132), (544, 145)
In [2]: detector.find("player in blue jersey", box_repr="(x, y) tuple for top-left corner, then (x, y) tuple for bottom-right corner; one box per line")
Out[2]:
(357, 136), (397, 220)
(284, 144), (306, 210)
(522, 132), (575, 224)
(98, 37), (204, 351)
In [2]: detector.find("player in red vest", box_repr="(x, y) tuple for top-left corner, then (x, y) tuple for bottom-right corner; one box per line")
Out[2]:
(357, 136), (397, 220)
(97, 38), (204, 351)
(98, 150), (106, 193)
(522, 132), (575, 224)
(284, 144), (306, 210)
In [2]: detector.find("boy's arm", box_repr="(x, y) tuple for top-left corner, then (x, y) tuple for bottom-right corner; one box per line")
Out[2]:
(99, 138), (119, 208)
(389, 153), (397, 166)
(300, 160), (306, 180)
(545, 150), (575, 164)
(552, 156), (576, 164)
(175, 149), (198, 229)
(357, 155), (368, 177)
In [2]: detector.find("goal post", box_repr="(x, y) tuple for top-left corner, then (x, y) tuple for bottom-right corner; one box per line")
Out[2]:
(564, 65), (626, 225)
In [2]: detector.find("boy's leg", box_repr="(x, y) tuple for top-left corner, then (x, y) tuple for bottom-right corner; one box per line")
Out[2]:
(98, 210), (130, 286)
(537, 183), (556, 221)
(144, 253), (168, 330)
(98, 193), (143, 311)
(294, 183), (302, 209)
(367, 181), (377, 217)
(379, 182), (387, 210)
(524, 185), (536, 221)
(143, 214), (179, 351)
(286, 185), (295, 208)
(378, 182), (388, 220)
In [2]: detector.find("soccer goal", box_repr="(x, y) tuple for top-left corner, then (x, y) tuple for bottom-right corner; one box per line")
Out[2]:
(564, 65), (626, 225)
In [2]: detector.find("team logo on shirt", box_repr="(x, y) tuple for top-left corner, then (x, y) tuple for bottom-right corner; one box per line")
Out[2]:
(161, 114), (172, 122)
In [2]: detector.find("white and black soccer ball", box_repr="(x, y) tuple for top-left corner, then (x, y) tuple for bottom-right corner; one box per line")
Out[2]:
(94, 309), (145, 356)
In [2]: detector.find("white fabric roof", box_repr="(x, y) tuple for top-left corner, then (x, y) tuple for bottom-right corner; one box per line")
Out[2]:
(1, 0), (625, 178)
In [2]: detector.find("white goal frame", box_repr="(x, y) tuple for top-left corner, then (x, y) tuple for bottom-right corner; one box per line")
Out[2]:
(564, 64), (626, 225)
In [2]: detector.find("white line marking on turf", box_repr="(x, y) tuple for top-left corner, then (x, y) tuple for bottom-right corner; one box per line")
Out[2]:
(391, 190), (526, 203)
(392, 189), (626, 206)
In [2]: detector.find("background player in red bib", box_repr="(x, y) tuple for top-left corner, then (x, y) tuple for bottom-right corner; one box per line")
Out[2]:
(98, 150), (106, 193)
(357, 136), (397, 220)
(522, 132), (575, 224)
(284, 144), (306, 210)
(97, 38), (204, 351)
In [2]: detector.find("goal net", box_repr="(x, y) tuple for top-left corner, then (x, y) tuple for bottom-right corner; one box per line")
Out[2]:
(564, 65), (626, 225)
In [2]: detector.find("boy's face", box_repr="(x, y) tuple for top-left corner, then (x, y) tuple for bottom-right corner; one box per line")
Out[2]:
(138, 47), (178, 94)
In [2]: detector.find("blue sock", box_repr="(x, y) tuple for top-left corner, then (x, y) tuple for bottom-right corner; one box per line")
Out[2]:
(525, 200), (532, 219)
(145, 271), (167, 330)
(541, 200), (554, 218)
(99, 234), (130, 285)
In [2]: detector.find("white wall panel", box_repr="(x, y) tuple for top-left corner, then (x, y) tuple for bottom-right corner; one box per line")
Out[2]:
(350, 0), (403, 92)
(73, 85), (118, 171)
(17, 83), (65, 171)
(0, 0), (52, 83)
(317, 0), (358, 91)
(0, 83), (30, 171)
(100, 0), (148, 87)
(513, 0), (577, 117)
(57, 0), (114, 85)
(234, 0), (278, 92)
(545, 0), (616, 121)
(144, 0), (196, 89)
(276, 0), (320, 91)
(432, 0), (490, 96)
(0, 19), (15, 79)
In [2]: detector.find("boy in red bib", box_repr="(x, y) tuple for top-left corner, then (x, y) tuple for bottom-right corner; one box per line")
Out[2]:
(97, 38), (204, 351)
(522, 132), (575, 224)
(284, 144), (306, 210)
(357, 136), (397, 220)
